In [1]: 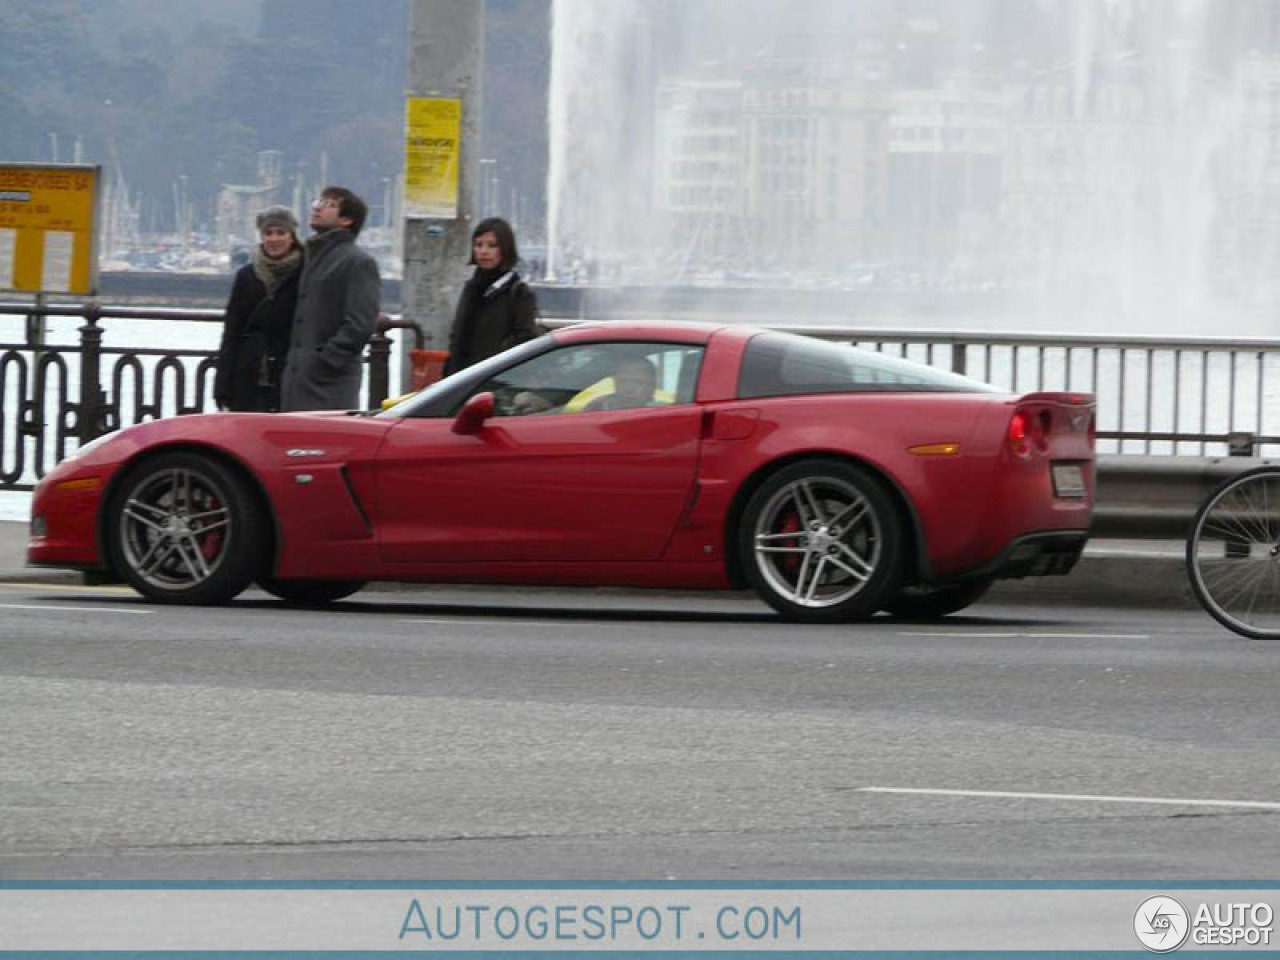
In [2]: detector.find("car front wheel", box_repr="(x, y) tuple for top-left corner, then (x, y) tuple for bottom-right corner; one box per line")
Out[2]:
(106, 452), (267, 605)
(739, 459), (904, 622)
(257, 578), (366, 605)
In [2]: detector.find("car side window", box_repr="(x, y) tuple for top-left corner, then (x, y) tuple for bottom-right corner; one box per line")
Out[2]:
(468, 342), (705, 417)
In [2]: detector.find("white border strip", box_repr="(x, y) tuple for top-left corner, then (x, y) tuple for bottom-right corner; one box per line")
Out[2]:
(860, 786), (1280, 810)
(0, 602), (150, 615)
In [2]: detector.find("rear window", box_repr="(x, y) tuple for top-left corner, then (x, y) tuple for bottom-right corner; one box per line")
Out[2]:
(738, 331), (1001, 399)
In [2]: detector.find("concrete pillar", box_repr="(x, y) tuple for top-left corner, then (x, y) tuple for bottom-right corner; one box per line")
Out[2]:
(403, 0), (483, 369)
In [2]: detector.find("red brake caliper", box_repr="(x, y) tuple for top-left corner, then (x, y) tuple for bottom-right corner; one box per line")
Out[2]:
(197, 493), (224, 561)
(778, 509), (802, 576)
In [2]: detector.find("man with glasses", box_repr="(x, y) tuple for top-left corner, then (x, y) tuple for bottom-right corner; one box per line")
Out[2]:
(279, 185), (381, 411)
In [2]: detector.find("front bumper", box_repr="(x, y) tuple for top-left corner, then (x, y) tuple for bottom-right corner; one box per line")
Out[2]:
(27, 471), (109, 570)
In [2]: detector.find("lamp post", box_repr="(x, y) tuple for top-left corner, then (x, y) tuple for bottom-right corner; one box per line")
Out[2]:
(402, 0), (483, 384)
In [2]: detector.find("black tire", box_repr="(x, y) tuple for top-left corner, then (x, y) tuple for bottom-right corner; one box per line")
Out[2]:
(1186, 466), (1280, 639)
(105, 451), (267, 605)
(884, 577), (994, 619)
(257, 577), (366, 605)
(738, 458), (904, 622)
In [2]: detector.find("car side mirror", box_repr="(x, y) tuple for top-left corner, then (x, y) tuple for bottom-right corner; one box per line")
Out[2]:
(452, 391), (495, 435)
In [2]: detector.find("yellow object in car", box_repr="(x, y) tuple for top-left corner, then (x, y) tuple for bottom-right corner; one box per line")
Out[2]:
(564, 378), (676, 412)
(380, 392), (417, 411)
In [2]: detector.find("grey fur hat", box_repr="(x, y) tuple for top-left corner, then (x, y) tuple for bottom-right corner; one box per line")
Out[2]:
(256, 205), (299, 234)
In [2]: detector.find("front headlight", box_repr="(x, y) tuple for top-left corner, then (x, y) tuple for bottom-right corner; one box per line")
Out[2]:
(67, 430), (120, 461)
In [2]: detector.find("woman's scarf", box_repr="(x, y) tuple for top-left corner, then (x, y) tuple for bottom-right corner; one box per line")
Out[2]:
(252, 245), (303, 296)
(454, 267), (519, 362)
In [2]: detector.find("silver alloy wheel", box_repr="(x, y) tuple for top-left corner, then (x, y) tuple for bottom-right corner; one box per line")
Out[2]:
(1187, 466), (1280, 639)
(752, 474), (880, 608)
(118, 465), (234, 591)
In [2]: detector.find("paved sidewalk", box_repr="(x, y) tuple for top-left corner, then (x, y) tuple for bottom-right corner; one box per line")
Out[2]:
(0, 519), (1196, 608)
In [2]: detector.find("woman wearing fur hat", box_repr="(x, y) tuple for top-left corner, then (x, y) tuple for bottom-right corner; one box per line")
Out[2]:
(213, 205), (304, 411)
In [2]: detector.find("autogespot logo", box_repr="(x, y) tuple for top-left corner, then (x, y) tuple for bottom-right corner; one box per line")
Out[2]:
(1134, 896), (1191, 952)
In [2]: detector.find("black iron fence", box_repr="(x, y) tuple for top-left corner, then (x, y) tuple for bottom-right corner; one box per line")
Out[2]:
(6, 303), (1280, 494)
(0, 301), (406, 491)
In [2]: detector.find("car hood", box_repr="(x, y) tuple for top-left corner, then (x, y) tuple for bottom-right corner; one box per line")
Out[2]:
(66, 411), (397, 473)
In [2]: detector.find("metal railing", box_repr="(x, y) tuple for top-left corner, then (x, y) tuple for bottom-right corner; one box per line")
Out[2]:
(1090, 453), (1277, 540)
(5, 303), (1280, 504)
(0, 301), (408, 491)
(687, 322), (1280, 458)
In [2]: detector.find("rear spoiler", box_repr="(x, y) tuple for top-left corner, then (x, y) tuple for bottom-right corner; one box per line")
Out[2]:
(1015, 391), (1095, 407)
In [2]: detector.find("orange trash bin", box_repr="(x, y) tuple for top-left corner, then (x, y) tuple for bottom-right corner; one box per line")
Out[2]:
(409, 349), (450, 390)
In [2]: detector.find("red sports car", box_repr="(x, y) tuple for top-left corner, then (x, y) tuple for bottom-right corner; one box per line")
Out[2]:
(28, 322), (1095, 621)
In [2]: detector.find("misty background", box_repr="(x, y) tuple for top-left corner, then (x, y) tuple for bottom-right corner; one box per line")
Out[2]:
(6, 1), (1280, 334)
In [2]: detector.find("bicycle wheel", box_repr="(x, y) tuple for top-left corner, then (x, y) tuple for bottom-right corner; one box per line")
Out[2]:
(1186, 466), (1280, 638)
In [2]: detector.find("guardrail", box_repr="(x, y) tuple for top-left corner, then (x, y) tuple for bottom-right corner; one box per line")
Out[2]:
(0, 301), (410, 491)
(2, 304), (1275, 541)
(1092, 454), (1273, 539)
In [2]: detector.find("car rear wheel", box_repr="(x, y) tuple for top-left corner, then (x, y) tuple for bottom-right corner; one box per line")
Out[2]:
(257, 577), (366, 605)
(739, 459), (904, 622)
(884, 578), (994, 619)
(106, 452), (267, 605)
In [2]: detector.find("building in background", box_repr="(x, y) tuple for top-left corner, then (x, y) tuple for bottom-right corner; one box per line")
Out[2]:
(214, 150), (285, 251)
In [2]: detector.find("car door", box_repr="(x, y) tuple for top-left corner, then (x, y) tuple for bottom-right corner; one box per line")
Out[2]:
(373, 342), (705, 566)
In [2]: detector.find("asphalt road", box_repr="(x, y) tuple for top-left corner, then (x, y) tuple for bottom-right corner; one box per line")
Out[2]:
(1, 581), (1277, 881)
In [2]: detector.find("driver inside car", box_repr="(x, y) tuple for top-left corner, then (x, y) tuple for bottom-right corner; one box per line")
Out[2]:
(583, 357), (659, 412)
(510, 389), (556, 415)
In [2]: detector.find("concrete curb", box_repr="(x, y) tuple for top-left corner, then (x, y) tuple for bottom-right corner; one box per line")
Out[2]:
(0, 544), (1197, 611)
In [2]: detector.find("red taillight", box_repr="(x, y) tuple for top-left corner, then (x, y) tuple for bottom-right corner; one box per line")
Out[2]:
(1010, 408), (1051, 456)
(1008, 411), (1029, 456)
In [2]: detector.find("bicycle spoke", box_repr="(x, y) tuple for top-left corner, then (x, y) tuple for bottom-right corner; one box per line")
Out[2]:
(1203, 559), (1271, 616)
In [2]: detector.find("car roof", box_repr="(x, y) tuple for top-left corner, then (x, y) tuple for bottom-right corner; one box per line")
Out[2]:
(551, 320), (745, 346)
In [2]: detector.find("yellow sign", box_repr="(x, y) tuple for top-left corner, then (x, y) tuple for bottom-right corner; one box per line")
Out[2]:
(404, 97), (461, 218)
(0, 163), (100, 295)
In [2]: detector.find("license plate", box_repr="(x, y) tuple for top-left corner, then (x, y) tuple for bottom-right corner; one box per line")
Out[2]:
(1051, 462), (1086, 498)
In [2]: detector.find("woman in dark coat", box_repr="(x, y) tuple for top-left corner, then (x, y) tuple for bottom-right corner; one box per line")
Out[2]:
(442, 217), (540, 376)
(213, 205), (304, 411)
